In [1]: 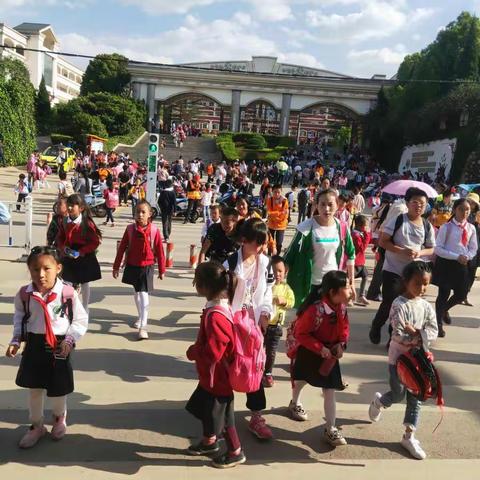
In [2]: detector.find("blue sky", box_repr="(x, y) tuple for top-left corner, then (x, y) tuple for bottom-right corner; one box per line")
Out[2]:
(2, 0), (480, 77)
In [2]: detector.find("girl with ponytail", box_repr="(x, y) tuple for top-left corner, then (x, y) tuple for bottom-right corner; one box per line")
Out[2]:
(186, 262), (246, 469)
(56, 194), (102, 313)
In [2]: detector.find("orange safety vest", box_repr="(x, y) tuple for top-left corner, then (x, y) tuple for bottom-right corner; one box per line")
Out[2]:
(267, 197), (289, 230)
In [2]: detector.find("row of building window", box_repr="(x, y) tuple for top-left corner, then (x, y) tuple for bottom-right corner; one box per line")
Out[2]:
(56, 65), (82, 84)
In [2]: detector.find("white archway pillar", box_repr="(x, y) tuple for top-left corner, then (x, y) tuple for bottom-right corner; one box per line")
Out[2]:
(146, 84), (156, 122)
(231, 90), (241, 132)
(279, 93), (292, 136)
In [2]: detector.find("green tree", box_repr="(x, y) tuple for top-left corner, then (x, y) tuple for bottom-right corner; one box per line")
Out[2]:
(80, 53), (131, 96)
(366, 11), (480, 178)
(36, 76), (51, 134)
(0, 58), (36, 165)
(334, 126), (352, 148)
(51, 92), (145, 140)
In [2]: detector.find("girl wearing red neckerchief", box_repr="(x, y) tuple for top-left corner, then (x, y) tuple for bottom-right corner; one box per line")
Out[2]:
(433, 198), (478, 337)
(6, 247), (88, 449)
(113, 200), (165, 340)
(55, 194), (102, 314)
(287, 270), (351, 447)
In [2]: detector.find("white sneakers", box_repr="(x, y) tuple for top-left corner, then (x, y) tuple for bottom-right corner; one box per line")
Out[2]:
(324, 426), (347, 446)
(288, 400), (308, 421)
(132, 320), (140, 329)
(368, 392), (426, 460)
(368, 392), (383, 422)
(138, 329), (149, 340)
(401, 434), (427, 460)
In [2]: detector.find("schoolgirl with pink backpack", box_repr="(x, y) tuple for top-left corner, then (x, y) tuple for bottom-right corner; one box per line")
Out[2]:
(186, 261), (247, 469)
(223, 218), (274, 441)
(112, 200), (165, 340)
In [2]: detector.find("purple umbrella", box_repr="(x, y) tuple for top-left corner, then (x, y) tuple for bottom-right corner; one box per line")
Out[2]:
(381, 180), (438, 198)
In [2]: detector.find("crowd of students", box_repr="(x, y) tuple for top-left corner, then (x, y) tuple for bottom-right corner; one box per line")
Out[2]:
(4, 145), (480, 468)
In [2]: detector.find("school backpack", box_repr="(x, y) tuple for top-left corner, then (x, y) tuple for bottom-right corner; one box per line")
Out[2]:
(207, 305), (266, 393)
(396, 347), (444, 406)
(378, 213), (433, 255)
(19, 283), (75, 342)
(286, 301), (326, 359)
(297, 188), (308, 206)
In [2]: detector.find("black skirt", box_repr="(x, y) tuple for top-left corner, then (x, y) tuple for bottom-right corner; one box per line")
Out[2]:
(16, 333), (74, 397)
(122, 264), (154, 292)
(61, 252), (101, 285)
(432, 256), (469, 292)
(186, 385), (235, 436)
(291, 345), (344, 390)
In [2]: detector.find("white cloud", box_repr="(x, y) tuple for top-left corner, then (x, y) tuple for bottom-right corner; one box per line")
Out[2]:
(247, 0), (292, 21)
(277, 52), (324, 69)
(305, 1), (435, 43)
(119, 0), (218, 15)
(0, 0), (91, 11)
(347, 44), (408, 76)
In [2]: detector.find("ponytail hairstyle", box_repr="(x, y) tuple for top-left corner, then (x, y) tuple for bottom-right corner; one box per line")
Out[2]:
(297, 270), (348, 315)
(67, 194), (102, 239)
(194, 261), (237, 304)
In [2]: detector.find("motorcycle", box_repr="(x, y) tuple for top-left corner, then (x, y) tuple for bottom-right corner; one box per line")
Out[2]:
(174, 197), (200, 222)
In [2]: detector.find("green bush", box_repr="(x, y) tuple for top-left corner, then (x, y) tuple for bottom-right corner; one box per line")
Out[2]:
(278, 136), (296, 148)
(0, 58), (36, 166)
(232, 132), (257, 143)
(264, 151), (282, 162)
(50, 134), (74, 145)
(216, 135), (238, 162)
(245, 134), (267, 149)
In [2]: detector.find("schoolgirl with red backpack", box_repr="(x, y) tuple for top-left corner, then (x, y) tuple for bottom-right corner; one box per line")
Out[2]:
(368, 261), (439, 460)
(286, 270), (351, 447)
(113, 200), (165, 340)
(186, 262), (246, 469)
(5, 246), (88, 449)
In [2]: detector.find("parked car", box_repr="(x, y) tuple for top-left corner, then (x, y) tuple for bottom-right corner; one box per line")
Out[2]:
(41, 145), (76, 172)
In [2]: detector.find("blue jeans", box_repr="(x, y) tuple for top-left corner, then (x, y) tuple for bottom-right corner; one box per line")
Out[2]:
(203, 205), (210, 222)
(380, 364), (421, 428)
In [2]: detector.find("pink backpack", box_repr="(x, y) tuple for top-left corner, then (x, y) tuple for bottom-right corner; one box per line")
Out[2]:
(207, 305), (266, 393)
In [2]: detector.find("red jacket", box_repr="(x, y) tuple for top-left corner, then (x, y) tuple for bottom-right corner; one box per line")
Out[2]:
(56, 218), (100, 256)
(186, 307), (235, 396)
(294, 299), (349, 355)
(113, 222), (165, 273)
(351, 229), (371, 267)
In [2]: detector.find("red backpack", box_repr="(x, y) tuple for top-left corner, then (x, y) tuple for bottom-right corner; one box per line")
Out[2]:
(396, 347), (444, 406)
(19, 283), (75, 342)
(207, 305), (266, 393)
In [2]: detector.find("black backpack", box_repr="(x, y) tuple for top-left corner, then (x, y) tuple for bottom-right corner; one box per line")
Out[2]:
(378, 214), (432, 255)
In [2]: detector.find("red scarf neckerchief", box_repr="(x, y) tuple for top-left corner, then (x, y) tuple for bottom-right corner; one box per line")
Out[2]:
(454, 219), (469, 246)
(30, 291), (58, 350)
(134, 222), (153, 258)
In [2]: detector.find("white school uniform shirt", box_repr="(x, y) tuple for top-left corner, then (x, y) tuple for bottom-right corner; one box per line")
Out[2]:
(11, 278), (88, 344)
(223, 249), (273, 324)
(435, 219), (478, 260)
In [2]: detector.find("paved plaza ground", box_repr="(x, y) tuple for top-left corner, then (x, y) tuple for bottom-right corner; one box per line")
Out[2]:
(0, 166), (479, 479)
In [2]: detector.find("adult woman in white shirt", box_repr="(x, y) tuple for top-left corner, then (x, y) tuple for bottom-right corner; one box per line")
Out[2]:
(434, 198), (478, 337)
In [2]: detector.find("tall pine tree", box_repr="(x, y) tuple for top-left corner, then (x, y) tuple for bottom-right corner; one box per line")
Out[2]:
(36, 76), (51, 134)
